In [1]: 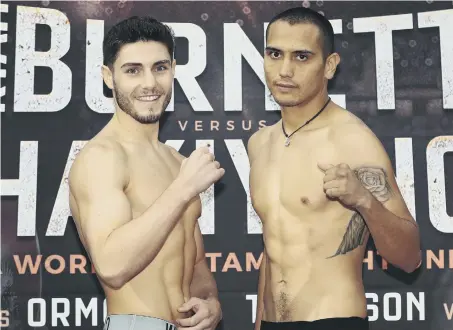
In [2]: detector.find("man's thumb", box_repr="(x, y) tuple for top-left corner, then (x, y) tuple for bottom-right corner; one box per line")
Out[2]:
(317, 163), (334, 172)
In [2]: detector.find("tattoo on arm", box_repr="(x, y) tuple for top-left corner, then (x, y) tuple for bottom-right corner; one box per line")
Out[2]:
(328, 212), (368, 258)
(328, 167), (392, 259)
(353, 166), (393, 203)
(354, 166), (417, 229)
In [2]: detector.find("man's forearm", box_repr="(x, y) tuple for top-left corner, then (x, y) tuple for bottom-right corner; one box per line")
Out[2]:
(357, 194), (421, 272)
(255, 306), (263, 330)
(190, 260), (219, 301)
(254, 281), (265, 329)
(254, 251), (266, 330)
(97, 180), (192, 288)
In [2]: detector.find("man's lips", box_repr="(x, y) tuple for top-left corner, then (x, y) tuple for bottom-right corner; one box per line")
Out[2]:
(136, 95), (161, 101)
(275, 82), (297, 88)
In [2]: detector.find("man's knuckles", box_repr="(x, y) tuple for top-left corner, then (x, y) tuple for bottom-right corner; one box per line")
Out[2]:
(334, 168), (348, 177)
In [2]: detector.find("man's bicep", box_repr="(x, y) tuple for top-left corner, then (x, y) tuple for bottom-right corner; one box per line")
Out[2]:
(70, 146), (132, 262)
(353, 164), (394, 203)
(77, 186), (132, 258)
(337, 123), (415, 222)
(353, 149), (413, 221)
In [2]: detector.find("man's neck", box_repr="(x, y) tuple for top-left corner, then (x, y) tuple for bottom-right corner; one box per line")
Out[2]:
(280, 94), (331, 134)
(112, 110), (160, 144)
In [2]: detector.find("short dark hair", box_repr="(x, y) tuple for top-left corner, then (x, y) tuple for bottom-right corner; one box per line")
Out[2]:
(103, 16), (175, 67)
(266, 7), (334, 59)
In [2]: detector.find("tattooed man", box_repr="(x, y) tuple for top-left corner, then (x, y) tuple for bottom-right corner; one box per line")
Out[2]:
(248, 7), (421, 330)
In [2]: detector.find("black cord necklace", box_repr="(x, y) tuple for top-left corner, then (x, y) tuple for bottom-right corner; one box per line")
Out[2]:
(282, 97), (331, 147)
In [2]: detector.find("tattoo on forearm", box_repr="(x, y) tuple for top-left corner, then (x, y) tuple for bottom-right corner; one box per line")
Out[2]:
(354, 167), (393, 203)
(328, 212), (369, 258)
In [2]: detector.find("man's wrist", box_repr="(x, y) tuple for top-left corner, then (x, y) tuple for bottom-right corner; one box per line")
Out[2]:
(205, 295), (219, 304)
(171, 178), (196, 203)
(356, 189), (373, 211)
(206, 296), (222, 318)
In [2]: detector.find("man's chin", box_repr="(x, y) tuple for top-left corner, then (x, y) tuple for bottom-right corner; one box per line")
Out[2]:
(127, 110), (162, 124)
(137, 113), (161, 124)
(274, 99), (303, 108)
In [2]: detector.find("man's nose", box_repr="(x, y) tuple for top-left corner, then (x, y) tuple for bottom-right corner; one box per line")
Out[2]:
(142, 70), (157, 88)
(279, 57), (294, 78)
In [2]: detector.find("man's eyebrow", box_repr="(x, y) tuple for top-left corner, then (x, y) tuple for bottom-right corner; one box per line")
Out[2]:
(265, 47), (315, 55)
(294, 50), (314, 55)
(153, 59), (171, 66)
(120, 59), (171, 69)
(120, 62), (143, 68)
(265, 46), (281, 52)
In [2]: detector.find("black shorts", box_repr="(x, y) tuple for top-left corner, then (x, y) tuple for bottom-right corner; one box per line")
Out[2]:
(261, 317), (369, 330)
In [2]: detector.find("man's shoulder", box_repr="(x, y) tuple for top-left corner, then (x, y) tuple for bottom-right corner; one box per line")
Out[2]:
(330, 112), (378, 145)
(69, 138), (127, 186)
(248, 124), (274, 150)
(77, 138), (125, 165)
(162, 143), (185, 163)
(329, 111), (388, 162)
(247, 125), (275, 164)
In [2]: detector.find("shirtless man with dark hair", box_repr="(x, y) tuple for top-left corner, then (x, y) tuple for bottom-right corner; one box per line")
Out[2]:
(69, 16), (223, 330)
(249, 7), (421, 330)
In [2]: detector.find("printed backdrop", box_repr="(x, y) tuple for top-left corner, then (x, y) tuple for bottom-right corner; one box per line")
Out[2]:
(1, 1), (453, 329)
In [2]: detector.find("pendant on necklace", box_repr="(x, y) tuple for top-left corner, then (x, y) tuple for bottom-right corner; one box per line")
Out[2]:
(284, 137), (290, 147)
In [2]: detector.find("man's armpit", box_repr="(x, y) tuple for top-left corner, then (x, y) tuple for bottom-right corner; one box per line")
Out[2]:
(353, 166), (393, 203)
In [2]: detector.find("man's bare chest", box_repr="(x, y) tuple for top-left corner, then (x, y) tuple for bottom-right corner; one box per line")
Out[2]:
(125, 151), (181, 212)
(250, 141), (338, 218)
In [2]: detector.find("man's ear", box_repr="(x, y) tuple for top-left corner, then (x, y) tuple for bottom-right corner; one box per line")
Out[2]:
(324, 52), (341, 80)
(102, 65), (113, 89)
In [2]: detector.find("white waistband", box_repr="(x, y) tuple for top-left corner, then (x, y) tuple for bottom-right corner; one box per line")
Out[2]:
(105, 314), (177, 330)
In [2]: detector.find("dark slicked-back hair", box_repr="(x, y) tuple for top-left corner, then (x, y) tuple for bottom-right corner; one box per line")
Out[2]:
(266, 7), (334, 59)
(103, 16), (175, 68)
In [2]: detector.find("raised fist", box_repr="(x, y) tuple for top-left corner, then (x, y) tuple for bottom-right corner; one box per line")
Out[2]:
(177, 146), (225, 197)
